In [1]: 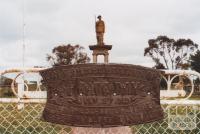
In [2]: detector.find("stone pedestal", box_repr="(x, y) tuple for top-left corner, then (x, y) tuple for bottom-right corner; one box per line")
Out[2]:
(89, 45), (112, 63)
(71, 126), (132, 134)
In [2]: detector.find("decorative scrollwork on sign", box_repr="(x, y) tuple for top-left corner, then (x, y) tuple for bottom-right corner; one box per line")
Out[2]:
(0, 68), (45, 98)
(11, 72), (29, 97)
(160, 70), (200, 100)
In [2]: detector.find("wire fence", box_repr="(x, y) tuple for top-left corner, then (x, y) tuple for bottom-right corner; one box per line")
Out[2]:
(0, 101), (72, 134)
(131, 103), (200, 134)
(0, 99), (200, 134)
(1, 69), (200, 133)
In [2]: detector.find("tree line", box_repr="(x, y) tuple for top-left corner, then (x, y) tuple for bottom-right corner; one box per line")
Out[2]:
(47, 35), (200, 73)
(144, 35), (200, 73)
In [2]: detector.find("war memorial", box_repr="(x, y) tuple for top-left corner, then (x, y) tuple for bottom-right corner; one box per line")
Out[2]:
(1, 15), (200, 134)
(39, 15), (164, 133)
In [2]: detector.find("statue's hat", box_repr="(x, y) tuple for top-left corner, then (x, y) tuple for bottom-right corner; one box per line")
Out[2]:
(97, 15), (101, 19)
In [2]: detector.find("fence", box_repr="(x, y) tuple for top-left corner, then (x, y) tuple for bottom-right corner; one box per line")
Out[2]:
(0, 98), (72, 134)
(132, 100), (200, 134)
(0, 98), (200, 134)
(1, 68), (200, 133)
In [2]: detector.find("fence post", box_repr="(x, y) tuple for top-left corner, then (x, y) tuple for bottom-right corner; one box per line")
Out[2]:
(17, 79), (24, 110)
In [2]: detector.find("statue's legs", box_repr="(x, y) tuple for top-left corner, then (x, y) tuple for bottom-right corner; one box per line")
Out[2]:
(96, 35), (100, 45)
(96, 33), (104, 45)
(99, 34), (104, 45)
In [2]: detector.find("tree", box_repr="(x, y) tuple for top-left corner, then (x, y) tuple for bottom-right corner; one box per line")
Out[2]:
(47, 44), (90, 66)
(190, 50), (200, 73)
(144, 35), (198, 69)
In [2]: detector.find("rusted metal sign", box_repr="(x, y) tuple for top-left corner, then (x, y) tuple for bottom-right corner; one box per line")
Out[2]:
(40, 64), (164, 127)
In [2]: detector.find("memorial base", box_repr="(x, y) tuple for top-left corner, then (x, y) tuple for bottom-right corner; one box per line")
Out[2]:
(40, 64), (164, 127)
(71, 126), (132, 134)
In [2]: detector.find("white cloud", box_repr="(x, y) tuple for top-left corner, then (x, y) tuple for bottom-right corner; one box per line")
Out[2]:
(1, 0), (200, 70)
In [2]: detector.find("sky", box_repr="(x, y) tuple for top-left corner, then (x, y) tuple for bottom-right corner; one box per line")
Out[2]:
(1, 0), (200, 70)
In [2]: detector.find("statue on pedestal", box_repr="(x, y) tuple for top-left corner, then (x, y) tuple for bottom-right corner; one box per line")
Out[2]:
(90, 15), (112, 63)
(40, 16), (164, 129)
(95, 15), (105, 45)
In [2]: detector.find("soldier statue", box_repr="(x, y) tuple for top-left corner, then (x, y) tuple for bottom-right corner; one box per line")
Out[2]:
(95, 15), (105, 45)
